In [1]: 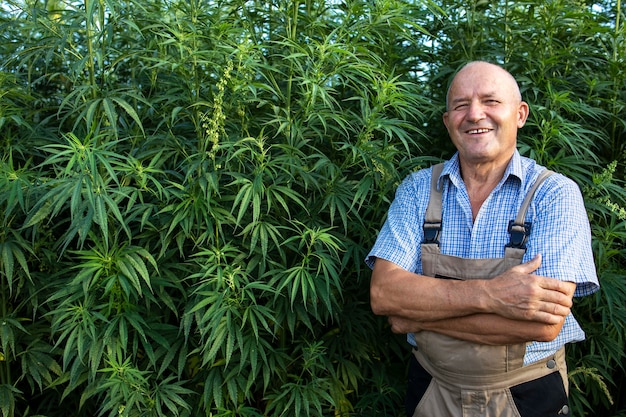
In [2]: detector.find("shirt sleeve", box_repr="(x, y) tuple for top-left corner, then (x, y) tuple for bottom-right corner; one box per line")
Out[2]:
(525, 173), (599, 297)
(365, 169), (431, 273)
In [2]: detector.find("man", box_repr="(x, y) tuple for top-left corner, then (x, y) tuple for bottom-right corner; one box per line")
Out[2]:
(366, 61), (599, 417)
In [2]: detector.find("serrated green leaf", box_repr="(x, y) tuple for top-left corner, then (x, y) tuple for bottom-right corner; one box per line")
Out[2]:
(111, 96), (145, 135)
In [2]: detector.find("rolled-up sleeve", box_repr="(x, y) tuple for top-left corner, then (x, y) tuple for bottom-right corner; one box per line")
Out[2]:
(365, 169), (431, 273)
(525, 173), (599, 297)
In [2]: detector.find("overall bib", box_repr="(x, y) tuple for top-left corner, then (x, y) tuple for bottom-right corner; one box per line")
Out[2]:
(408, 164), (570, 417)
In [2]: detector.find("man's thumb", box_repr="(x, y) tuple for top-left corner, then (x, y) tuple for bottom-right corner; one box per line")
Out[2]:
(517, 253), (542, 273)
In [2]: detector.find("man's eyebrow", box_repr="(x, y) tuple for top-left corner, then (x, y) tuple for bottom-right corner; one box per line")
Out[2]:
(450, 92), (500, 104)
(481, 92), (499, 99)
(449, 97), (469, 105)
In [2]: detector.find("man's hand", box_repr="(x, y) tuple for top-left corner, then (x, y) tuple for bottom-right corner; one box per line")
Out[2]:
(483, 254), (575, 324)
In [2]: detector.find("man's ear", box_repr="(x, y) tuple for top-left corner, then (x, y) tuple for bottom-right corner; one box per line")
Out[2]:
(517, 101), (530, 128)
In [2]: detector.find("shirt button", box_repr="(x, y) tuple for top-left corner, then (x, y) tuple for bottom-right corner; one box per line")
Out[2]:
(558, 404), (569, 414)
(547, 359), (556, 369)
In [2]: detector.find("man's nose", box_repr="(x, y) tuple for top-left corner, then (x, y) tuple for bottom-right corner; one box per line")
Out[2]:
(466, 102), (486, 122)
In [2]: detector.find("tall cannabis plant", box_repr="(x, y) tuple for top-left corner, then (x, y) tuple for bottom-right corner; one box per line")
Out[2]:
(1, 0), (626, 416)
(0, 0), (438, 416)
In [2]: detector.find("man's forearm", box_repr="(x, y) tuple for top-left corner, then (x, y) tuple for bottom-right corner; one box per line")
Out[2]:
(388, 313), (565, 344)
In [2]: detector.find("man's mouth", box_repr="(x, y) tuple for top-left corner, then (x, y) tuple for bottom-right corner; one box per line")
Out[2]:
(466, 128), (492, 134)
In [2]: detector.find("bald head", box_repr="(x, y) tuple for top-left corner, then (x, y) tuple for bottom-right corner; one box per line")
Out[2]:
(446, 62), (522, 110)
(442, 60), (530, 170)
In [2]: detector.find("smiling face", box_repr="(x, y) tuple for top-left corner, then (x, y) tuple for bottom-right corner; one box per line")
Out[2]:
(443, 62), (529, 169)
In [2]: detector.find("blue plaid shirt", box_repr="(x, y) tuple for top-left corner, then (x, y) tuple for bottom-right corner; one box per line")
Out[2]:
(366, 150), (599, 365)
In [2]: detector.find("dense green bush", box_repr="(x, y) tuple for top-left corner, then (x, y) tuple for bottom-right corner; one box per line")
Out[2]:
(0, 0), (624, 416)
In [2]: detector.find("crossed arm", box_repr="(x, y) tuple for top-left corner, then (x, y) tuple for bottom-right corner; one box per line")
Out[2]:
(369, 255), (576, 344)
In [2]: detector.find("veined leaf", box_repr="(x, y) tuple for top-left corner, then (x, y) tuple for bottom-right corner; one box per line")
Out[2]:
(0, 384), (21, 417)
(111, 96), (145, 135)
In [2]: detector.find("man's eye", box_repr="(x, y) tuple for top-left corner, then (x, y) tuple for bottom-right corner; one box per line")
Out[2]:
(454, 104), (468, 110)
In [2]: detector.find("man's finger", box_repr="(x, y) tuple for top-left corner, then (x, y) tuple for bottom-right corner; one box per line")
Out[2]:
(512, 253), (542, 274)
(538, 276), (576, 298)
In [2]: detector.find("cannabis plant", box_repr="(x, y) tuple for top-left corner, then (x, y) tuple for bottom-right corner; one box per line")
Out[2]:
(1, 0), (625, 416)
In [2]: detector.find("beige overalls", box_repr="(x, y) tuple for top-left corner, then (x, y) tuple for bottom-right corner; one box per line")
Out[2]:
(410, 164), (570, 417)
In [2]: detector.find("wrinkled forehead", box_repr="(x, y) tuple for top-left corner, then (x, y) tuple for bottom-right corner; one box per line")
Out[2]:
(446, 63), (522, 107)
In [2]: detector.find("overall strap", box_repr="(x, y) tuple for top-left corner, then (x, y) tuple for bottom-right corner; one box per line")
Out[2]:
(423, 163), (445, 244)
(506, 169), (554, 249)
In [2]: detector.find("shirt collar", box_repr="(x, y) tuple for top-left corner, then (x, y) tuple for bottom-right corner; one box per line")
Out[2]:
(437, 150), (524, 191)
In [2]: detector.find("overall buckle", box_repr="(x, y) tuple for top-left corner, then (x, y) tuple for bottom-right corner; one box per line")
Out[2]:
(507, 220), (531, 249)
(423, 222), (441, 244)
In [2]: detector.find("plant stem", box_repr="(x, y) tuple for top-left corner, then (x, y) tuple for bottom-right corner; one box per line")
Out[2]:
(83, 0), (97, 100)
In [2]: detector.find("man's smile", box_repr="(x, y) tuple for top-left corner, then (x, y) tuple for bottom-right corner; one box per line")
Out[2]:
(466, 128), (493, 134)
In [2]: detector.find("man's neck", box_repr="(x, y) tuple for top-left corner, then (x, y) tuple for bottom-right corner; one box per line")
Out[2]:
(459, 158), (511, 221)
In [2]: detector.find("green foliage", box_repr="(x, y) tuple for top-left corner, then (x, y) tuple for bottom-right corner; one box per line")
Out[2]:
(0, 0), (625, 416)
